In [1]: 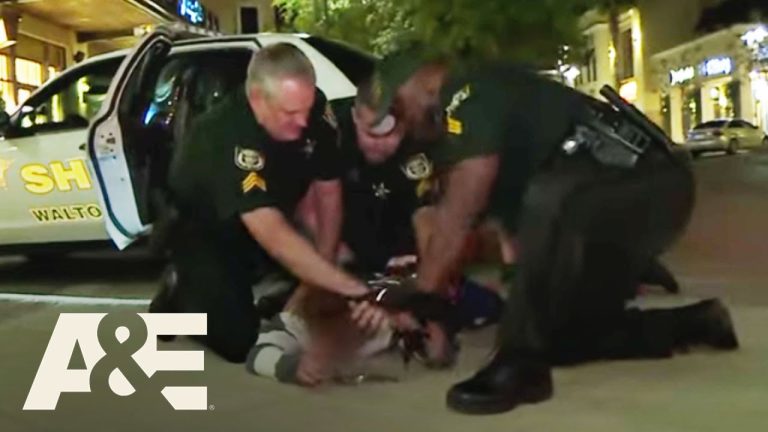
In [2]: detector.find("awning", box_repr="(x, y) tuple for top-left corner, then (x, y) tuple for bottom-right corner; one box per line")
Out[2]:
(5, 0), (178, 53)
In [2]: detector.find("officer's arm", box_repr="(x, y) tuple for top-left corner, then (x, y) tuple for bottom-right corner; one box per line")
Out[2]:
(416, 154), (500, 292)
(241, 207), (367, 297)
(311, 179), (343, 261)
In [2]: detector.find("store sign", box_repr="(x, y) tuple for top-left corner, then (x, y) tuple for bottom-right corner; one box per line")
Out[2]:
(700, 57), (733, 77)
(670, 66), (695, 85)
(758, 45), (768, 62)
(178, 0), (204, 25)
(741, 26), (768, 47)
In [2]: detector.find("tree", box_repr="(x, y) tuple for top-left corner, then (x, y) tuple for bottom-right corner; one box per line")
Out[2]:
(274, 0), (608, 67)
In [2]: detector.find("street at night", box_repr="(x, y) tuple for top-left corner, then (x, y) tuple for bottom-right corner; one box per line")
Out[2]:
(2, 150), (767, 431)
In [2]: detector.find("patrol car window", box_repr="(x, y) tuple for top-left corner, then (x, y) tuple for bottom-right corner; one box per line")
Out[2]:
(13, 57), (122, 135)
(141, 50), (252, 128)
(303, 36), (375, 85)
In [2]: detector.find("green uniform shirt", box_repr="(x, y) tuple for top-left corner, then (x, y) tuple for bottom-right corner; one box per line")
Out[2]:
(334, 98), (435, 271)
(432, 64), (586, 230)
(168, 88), (341, 280)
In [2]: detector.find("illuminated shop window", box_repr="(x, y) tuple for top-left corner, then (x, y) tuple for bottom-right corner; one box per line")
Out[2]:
(15, 58), (43, 86)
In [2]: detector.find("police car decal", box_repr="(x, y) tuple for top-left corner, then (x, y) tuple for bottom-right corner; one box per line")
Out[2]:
(0, 158), (11, 189)
(235, 147), (265, 171)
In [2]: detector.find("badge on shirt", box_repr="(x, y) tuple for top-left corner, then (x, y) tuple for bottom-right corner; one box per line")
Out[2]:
(242, 171), (267, 193)
(445, 84), (471, 136)
(303, 138), (316, 158)
(401, 153), (433, 181)
(235, 147), (265, 171)
(323, 102), (338, 130)
(372, 182), (391, 199)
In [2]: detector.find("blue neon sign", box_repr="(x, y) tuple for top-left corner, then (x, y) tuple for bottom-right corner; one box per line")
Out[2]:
(178, 0), (204, 25)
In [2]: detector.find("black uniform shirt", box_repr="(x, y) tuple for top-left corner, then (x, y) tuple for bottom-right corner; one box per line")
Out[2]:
(168, 88), (341, 280)
(335, 99), (434, 271)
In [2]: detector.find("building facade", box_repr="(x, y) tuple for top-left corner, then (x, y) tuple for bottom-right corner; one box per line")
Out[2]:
(575, 8), (646, 111)
(571, 0), (759, 141)
(0, 0), (283, 114)
(651, 24), (768, 142)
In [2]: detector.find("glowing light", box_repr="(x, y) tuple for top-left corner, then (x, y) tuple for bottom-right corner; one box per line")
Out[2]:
(741, 26), (768, 47)
(670, 66), (695, 85)
(562, 65), (581, 82)
(619, 80), (638, 101)
(700, 57), (733, 77)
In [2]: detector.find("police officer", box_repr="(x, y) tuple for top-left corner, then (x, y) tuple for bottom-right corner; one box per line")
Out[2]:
(332, 81), (437, 274)
(151, 43), (374, 363)
(364, 49), (739, 414)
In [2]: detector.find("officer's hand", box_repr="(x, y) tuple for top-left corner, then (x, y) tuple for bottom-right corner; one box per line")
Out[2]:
(349, 301), (391, 335)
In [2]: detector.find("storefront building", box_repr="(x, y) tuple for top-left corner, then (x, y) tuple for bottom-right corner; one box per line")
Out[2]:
(652, 24), (768, 142)
(741, 25), (768, 138)
(0, 0), (223, 113)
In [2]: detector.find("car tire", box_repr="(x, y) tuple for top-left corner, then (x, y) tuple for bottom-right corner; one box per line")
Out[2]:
(762, 136), (768, 147)
(727, 138), (739, 155)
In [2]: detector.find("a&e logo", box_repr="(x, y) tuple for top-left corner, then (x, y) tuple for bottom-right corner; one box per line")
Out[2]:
(24, 312), (207, 410)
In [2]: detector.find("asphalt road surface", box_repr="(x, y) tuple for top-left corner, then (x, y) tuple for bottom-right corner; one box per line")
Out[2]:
(1, 149), (767, 432)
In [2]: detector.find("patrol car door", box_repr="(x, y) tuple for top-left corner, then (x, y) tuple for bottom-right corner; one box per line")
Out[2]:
(0, 57), (122, 246)
(88, 27), (195, 249)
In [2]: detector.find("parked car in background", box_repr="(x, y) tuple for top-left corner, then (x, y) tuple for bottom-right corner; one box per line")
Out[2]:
(685, 119), (768, 157)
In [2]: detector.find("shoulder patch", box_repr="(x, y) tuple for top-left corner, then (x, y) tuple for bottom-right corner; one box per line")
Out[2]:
(242, 171), (267, 193)
(323, 103), (338, 130)
(401, 153), (433, 180)
(235, 147), (265, 171)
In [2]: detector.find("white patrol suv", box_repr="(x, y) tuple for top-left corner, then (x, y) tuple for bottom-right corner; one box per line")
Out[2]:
(0, 28), (373, 255)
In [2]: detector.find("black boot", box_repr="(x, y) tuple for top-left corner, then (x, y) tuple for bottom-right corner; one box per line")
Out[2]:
(674, 299), (739, 350)
(639, 258), (679, 294)
(446, 350), (553, 415)
(149, 265), (178, 342)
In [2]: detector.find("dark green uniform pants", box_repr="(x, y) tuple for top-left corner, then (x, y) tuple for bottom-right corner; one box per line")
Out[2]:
(169, 218), (262, 363)
(499, 146), (695, 363)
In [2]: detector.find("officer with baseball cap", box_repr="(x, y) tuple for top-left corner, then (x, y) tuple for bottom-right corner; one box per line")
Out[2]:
(363, 46), (739, 414)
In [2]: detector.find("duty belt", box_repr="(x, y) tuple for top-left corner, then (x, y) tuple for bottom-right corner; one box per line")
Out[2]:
(562, 85), (676, 169)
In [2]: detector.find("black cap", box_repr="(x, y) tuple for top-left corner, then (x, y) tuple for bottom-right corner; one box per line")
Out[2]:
(366, 47), (432, 125)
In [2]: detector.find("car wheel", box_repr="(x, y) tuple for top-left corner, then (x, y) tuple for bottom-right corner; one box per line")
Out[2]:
(727, 138), (739, 155)
(762, 136), (768, 147)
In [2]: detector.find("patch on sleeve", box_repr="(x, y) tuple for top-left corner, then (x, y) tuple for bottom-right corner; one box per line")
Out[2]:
(235, 147), (265, 171)
(322, 102), (338, 130)
(445, 84), (471, 136)
(416, 178), (434, 198)
(447, 118), (463, 135)
(242, 171), (267, 193)
(401, 153), (433, 180)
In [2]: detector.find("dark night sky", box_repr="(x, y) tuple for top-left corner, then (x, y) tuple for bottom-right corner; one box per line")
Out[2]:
(697, 0), (768, 32)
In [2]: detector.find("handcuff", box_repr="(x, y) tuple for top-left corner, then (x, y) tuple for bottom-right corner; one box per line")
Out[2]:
(347, 273), (461, 368)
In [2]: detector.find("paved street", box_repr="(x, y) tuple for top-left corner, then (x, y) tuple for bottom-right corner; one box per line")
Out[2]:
(1, 149), (768, 431)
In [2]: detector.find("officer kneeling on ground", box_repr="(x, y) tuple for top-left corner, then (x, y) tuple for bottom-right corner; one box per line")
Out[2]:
(150, 43), (383, 363)
(362, 48), (739, 414)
